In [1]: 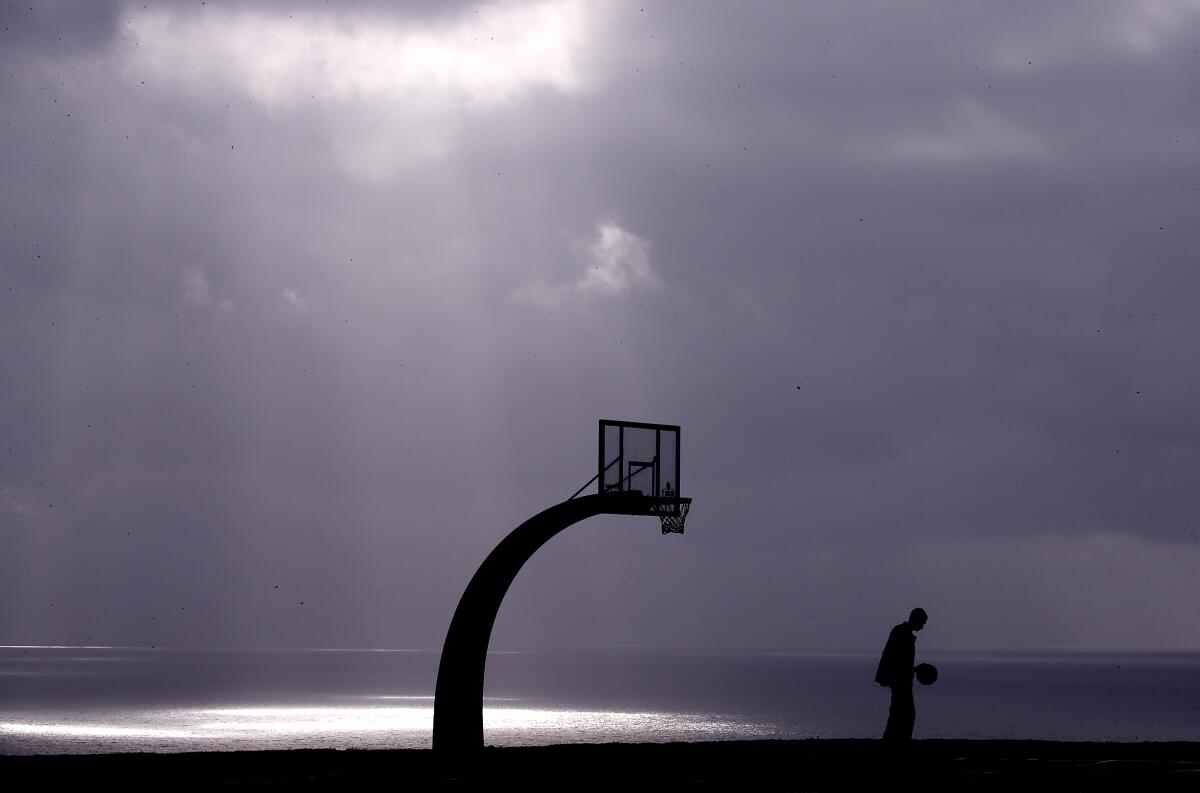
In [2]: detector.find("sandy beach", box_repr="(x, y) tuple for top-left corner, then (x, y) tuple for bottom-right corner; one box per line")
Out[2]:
(5, 739), (1200, 790)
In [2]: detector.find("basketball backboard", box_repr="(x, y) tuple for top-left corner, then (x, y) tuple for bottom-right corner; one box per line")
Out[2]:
(597, 420), (688, 533)
(598, 419), (680, 498)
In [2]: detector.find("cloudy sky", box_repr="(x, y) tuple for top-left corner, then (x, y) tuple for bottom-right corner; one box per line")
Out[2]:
(3, 0), (1200, 652)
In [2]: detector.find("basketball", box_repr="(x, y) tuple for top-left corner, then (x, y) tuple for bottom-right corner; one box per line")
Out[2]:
(915, 663), (938, 686)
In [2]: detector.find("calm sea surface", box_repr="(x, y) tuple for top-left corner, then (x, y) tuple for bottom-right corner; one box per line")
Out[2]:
(2, 647), (1198, 754)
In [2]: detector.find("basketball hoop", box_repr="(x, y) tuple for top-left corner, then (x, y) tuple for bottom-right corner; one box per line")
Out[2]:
(649, 497), (691, 534)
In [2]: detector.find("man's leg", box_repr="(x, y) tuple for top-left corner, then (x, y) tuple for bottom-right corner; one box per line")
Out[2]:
(883, 686), (915, 742)
(899, 685), (915, 739)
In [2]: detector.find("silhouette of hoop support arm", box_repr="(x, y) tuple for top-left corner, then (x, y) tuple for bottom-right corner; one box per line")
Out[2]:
(432, 492), (675, 756)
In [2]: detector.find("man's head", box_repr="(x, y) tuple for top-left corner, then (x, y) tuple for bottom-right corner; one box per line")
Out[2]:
(907, 608), (928, 632)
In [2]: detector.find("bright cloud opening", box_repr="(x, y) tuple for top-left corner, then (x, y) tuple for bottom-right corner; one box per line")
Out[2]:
(119, 1), (598, 179)
(122, 1), (593, 109)
(514, 221), (661, 307)
(578, 221), (660, 296)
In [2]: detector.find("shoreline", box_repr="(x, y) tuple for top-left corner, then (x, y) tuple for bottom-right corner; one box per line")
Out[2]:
(5, 739), (1200, 789)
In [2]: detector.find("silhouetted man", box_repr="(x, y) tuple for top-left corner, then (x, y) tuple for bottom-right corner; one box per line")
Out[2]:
(875, 607), (927, 742)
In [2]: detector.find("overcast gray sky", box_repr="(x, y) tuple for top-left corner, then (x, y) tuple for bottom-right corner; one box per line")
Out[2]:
(3, 0), (1200, 652)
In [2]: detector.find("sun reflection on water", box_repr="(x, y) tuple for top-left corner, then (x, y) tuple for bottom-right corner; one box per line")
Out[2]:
(0, 702), (773, 754)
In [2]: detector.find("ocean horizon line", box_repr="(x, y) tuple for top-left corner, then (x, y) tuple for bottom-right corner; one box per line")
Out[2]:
(5, 643), (1200, 655)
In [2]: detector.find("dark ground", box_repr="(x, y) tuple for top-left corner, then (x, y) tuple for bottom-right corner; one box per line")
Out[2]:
(4, 740), (1200, 790)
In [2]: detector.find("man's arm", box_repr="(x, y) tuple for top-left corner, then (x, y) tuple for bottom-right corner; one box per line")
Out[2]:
(874, 625), (905, 686)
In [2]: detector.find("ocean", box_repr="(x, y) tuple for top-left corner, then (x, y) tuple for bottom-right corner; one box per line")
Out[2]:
(2, 646), (1198, 754)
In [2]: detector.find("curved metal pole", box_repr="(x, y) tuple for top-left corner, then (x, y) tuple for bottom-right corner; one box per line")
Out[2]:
(432, 492), (652, 756)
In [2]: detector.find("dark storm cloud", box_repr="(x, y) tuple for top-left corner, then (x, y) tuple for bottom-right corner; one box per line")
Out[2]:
(1, 0), (121, 51)
(3, 1), (1200, 652)
(589, 2), (1200, 540)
